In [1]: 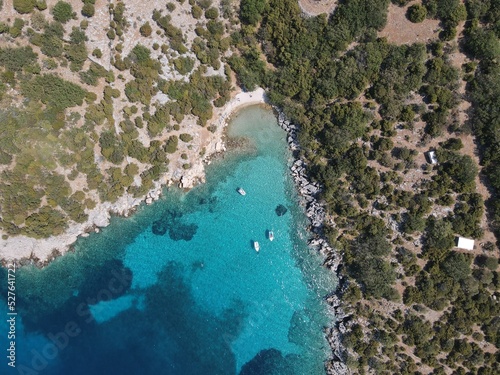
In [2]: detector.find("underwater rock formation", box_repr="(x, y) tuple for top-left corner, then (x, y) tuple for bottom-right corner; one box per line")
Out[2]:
(275, 204), (288, 216)
(152, 210), (198, 241)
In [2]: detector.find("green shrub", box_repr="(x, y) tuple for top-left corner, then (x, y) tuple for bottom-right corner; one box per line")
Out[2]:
(107, 28), (115, 40)
(240, 0), (267, 25)
(124, 163), (139, 177)
(9, 18), (25, 37)
(164, 135), (178, 153)
(197, 0), (212, 9)
(220, 0), (233, 18)
(476, 255), (498, 271)
(35, 0), (47, 10)
(191, 4), (203, 18)
(0, 150), (12, 165)
(40, 34), (63, 57)
(130, 44), (151, 63)
(441, 251), (472, 282)
(0, 22), (8, 34)
(65, 42), (88, 71)
(81, 3), (95, 17)
(80, 62), (107, 86)
(179, 133), (193, 142)
(373, 137), (394, 152)
(52, 1), (73, 23)
(423, 217), (455, 262)
(173, 56), (195, 75)
(140, 22), (152, 37)
(401, 213), (426, 234)
(407, 4), (427, 23)
(439, 154), (477, 192)
(441, 138), (463, 150)
(205, 7), (219, 19)
(464, 28), (500, 61)
(14, 0), (36, 14)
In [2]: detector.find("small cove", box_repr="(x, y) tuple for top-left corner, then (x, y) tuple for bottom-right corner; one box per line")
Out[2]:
(0, 105), (336, 374)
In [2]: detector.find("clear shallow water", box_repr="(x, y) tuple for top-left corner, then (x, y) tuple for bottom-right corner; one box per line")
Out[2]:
(0, 106), (336, 375)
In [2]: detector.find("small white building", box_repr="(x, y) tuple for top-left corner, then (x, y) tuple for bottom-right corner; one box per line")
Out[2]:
(456, 237), (475, 250)
(426, 150), (438, 164)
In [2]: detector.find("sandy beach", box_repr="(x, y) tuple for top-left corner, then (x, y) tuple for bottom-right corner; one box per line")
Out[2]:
(0, 88), (266, 264)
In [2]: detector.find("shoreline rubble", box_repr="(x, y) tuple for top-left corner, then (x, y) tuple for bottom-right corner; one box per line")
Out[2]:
(276, 109), (351, 375)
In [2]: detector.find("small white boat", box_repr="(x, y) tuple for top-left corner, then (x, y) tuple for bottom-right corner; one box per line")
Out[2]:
(253, 241), (260, 252)
(268, 230), (274, 241)
(237, 188), (246, 196)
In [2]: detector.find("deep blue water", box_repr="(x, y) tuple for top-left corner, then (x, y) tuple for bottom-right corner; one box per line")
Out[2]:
(0, 106), (335, 375)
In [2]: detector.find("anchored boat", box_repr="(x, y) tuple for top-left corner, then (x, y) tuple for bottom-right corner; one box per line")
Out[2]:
(253, 241), (260, 252)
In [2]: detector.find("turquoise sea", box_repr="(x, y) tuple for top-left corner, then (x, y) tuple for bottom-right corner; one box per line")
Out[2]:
(0, 106), (335, 374)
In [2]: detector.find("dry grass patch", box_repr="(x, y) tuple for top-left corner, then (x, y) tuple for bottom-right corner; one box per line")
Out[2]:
(298, 0), (337, 16)
(379, 2), (440, 45)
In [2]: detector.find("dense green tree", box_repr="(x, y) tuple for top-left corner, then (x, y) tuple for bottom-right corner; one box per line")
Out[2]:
(346, 233), (397, 299)
(240, 0), (267, 25)
(407, 4), (427, 23)
(440, 154), (478, 192)
(475, 255), (498, 271)
(52, 1), (73, 23)
(440, 251), (472, 282)
(464, 28), (500, 60)
(424, 217), (455, 262)
(401, 213), (426, 234)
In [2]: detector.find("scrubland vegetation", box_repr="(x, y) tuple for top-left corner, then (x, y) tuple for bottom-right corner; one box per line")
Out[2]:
(230, 0), (499, 373)
(0, 0), (498, 373)
(0, 0), (235, 238)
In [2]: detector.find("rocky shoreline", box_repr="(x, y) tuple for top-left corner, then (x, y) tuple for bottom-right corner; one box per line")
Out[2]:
(276, 110), (351, 375)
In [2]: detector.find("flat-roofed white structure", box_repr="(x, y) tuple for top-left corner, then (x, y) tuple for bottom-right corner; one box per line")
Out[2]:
(456, 237), (474, 250)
